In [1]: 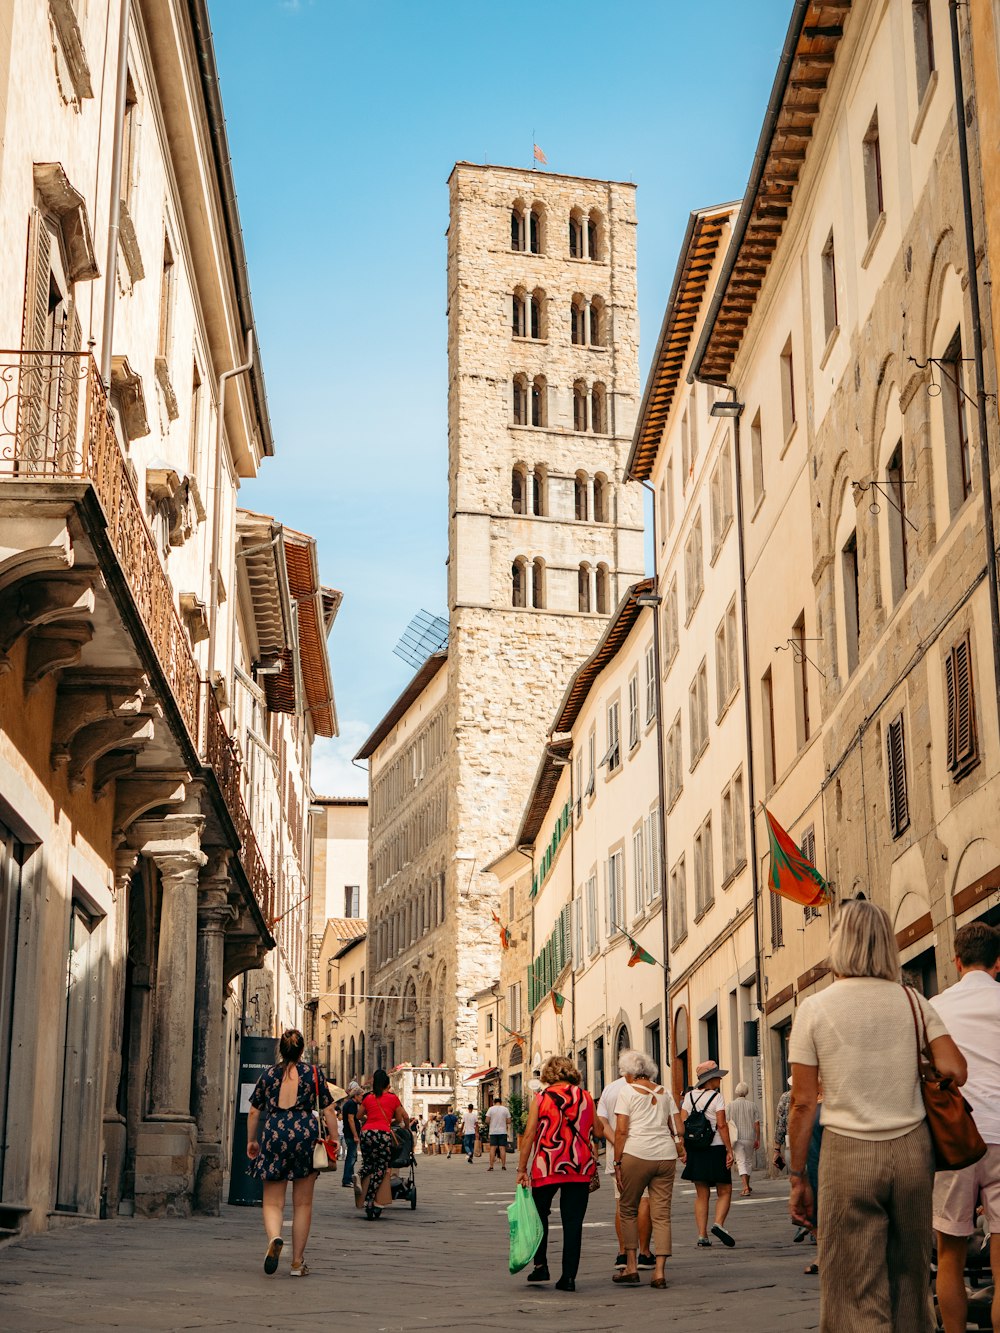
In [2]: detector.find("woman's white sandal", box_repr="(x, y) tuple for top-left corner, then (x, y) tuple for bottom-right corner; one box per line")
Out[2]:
(290, 1262), (310, 1277)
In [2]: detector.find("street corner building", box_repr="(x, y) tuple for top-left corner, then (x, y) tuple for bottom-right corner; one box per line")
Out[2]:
(0, 1), (337, 1236)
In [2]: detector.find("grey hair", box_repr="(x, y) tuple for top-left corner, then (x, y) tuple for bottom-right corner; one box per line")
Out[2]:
(734, 1081), (749, 1097)
(618, 1049), (657, 1080)
(828, 899), (900, 981)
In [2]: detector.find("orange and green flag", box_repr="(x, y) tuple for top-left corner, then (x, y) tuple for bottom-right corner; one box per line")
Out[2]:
(550, 990), (565, 1014)
(765, 808), (830, 908)
(627, 937), (657, 968)
(491, 910), (511, 949)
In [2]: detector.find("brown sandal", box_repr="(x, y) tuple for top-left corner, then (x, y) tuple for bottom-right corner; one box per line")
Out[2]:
(650, 1278), (668, 1289)
(612, 1272), (641, 1285)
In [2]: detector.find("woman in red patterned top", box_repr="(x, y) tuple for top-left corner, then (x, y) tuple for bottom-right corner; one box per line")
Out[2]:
(516, 1055), (597, 1291)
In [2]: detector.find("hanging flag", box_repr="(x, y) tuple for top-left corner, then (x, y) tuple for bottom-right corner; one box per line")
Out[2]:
(492, 910), (512, 950)
(765, 808), (830, 908)
(627, 939), (657, 968)
(533, 143), (548, 164)
(550, 990), (565, 1014)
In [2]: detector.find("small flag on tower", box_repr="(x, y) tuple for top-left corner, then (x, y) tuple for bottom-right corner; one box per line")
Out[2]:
(627, 938), (657, 968)
(550, 990), (566, 1014)
(764, 808), (830, 908)
(533, 143), (548, 165)
(492, 910), (512, 950)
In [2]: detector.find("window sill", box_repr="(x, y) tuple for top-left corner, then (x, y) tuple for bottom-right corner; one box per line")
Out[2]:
(715, 685), (739, 727)
(628, 736), (641, 757)
(750, 491), (766, 523)
(671, 929), (688, 953)
(721, 858), (747, 890)
(861, 211), (887, 271)
(710, 517), (733, 567)
(819, 324), (840, 371)
(911, 70), (938, 145)
(694, 900), (715, 925)
(567, 256), (608, 266)
(512, 335), (548, 345)
(572, 343), (609, 353)
(604, 762), (623, 783)
(667, 788), (683, 816)
(950, 753), (981, 784)
(663, 649), (678, 679)
(689, 740), (709, 774)
(780, 419), (798, 460)
(509, 422), (549, 432)
(684, 588), (704, 626)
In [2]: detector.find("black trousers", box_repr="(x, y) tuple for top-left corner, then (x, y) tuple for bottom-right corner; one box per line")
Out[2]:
(531, 1181), (590, 1279)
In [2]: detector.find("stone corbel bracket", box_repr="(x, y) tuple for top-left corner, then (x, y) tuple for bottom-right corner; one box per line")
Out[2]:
(25, 622), (93, 691)
(0, 575), (96, 673)
(0, 521), (74, 596)
(179, 592), (209, 645)
(33, 162), (98, 281)
(115, 776), (189, 839)
(110, 356), (150, 441)
(67, 714), (155, 791)
(51, 670), (149, 769)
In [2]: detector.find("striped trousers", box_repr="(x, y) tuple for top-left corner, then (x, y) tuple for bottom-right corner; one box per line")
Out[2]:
(817, 1123), (934, 1333)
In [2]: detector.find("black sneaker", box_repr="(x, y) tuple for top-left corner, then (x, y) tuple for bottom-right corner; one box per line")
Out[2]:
(696, 1236), (712, 1247)
(526, 1265), (550, 1283)
(555, 1277), (576, 1292)
(711, 1225), (736, 1248)
(637, 1252), (655, 1267)
(614, 1253), (627, 1268)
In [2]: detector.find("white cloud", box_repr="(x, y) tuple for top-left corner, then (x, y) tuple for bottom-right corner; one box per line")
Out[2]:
(310, 719), (370, 799)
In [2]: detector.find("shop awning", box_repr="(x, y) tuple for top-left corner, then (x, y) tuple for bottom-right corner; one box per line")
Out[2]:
(463, 1066), (501, 1086)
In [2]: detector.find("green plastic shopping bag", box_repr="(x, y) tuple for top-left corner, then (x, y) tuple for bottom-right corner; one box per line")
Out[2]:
(507, 1184), (544, 1274)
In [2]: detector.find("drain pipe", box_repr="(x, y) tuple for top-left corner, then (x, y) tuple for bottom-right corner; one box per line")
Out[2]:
(948, 0), (1000, 720)
(100, 0), (131, 384)
(206, 330), (255, 699)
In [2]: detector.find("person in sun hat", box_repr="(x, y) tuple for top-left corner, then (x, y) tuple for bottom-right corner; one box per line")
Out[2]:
(680, 1060), (736, 1248)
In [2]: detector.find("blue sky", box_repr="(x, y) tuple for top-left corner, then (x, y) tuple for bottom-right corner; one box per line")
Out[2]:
(210, 0), (792, 796)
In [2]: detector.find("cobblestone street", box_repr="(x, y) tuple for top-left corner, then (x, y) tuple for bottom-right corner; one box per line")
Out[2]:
(0, 1157), (821, 1332)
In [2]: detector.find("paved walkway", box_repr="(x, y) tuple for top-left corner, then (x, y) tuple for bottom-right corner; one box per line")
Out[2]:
(0, 1155), (821, 1331)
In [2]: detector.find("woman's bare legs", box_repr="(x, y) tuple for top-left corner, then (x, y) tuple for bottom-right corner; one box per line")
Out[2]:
(262, 1180), (287, 1242)
(291, 1174), (318, 1265)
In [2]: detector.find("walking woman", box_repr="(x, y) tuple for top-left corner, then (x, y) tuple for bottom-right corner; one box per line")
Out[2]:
(246, 1029), (338, 1277)
(516, 1055), (597, 1292)
(788, 899), (967, 1332)
(681, 1061), (736, 1247)
(611, 1049), (685, 1289)
(356, 1068), (410, 1220)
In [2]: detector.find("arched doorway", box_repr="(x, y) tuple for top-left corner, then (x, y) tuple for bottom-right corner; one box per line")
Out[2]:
(672, 1006), (689, 1103)
(615, 1023), (630, 1071)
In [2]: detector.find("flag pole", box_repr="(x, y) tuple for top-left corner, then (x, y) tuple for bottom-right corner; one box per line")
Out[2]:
(531, 129), (535, 171)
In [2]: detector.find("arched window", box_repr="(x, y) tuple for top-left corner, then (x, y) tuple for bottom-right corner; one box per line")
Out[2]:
(512, 464), (527, 514)
(349, 1036), (356, 1079)
(529, 205), (543, 255)
(512, 558), (527, 608)
(591, 382), (607, 433)
(532, 558), (545, 609)
(531, 376), (547, 428)
(512, 374), (529, 425)
(511, 200), (525, 252)
(573, 381), (588, 433)
(574, 471), (589, 521)
(589, 296), (605, 346)
(571, 294), (587, 346)
(588, 210), (602, 260)
(530, 287), (545, 340)
(358, 1032), (365, 1075)
(578, 563), (591, 612)
(512, 288), (527, 338)
(569, 208), (585, 259)
(532, 463), (547, 516)
(615, 1024), (630, 1063)
(596, 563), (610, 614)
(593, 472), (609, 523)
(509, 1043), (523, 1066)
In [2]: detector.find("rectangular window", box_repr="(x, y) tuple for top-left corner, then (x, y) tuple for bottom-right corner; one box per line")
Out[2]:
(793, 611), (811, 748)
(587, 730), (596, 796)
(886, 713), (910, 838)
(157, 230), (175, 362)
(685, 511), (704, 620)
(822, 230), (838, 341)
(574, 895), (583, 968)
(338, 984), (347, 1014)
(750, 409), (764, 506)
(663, 578), (679, 669)
(628, 672), (640, 750)
(722, 782), (734, 880)
(802, 826), (821, 922)
(863, 110), (884, 237)
(350, 976), (355, 1008)
(694, 815), (714, 917)
(942, 328), (973, 514)
(605, 700), (621, 773)
(770, 883), (784, 949)
(670, 855), (687, 944)
(667, 712), (683, 805)
(645, 642), (656, 724)
(647, 809), (661, 902)
(715, 597), (739, 716)
(913, 1), (935, 103)
(842, 530), (861, 676)
(689, 659), (708, 762)
(710, 438), (734, 554)
(632, 827), (645, 917)
(607, 850), (625, 936)
(586, 873), (598, 954)
(733, 768), (746, 866)
(575, 752), (583, 819)
(780, 336), (796, 439)
(121, 73), (139, 204)
(945, 633), (979, 778)
(886, 442), (909, 604)
(345, 885), (360, 918)
(666, 458), (675, 531)
(189, 361), (203, 476)
(681, 409), (691, 490)
(761, 667), (777, 789)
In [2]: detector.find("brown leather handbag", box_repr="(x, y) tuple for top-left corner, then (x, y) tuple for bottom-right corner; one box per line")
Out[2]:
(903, 985), (987, 1172)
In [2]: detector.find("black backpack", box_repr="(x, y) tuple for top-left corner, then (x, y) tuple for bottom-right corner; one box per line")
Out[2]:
(683, 1090), (719, 1150)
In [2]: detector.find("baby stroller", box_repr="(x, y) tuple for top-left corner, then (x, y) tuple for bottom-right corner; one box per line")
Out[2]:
(388, 1124), (417, 1210)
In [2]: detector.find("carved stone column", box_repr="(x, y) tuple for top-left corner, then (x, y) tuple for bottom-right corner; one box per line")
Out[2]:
(102, 848), (139, 1215)
(192, 850), (236, 1215)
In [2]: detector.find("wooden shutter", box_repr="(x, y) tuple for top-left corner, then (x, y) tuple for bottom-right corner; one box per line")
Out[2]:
(18, 209), (53, 463)
(946, 634), (978, 776)
(770, 885), (784, 948)
(886, 714), (910, 837)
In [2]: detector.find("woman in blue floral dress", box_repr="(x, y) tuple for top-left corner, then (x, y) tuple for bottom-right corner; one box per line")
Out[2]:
(247, 1030), (338, 1277)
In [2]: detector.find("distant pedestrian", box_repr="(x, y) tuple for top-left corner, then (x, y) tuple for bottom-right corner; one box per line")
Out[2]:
(246, 1029), (339, 1277)
(442, 1106), (458, 1158)
(516, 1055), (597, 1292)
(773, 1079), (791, 1171)
(462, 1103), (478, 1162)
(340, 1081), (362, 1188)
(410, 1115), (423, 1153)
(611, 1049), (685, 1290)
(357, 1069), (410, 1220)
(597, 1050), (655, 1269)
(787, 899), (967, 1333)
(486, 1096), (512, 1170)
(726, 1082), (760, 1196)
(929, 922), (1000, 1333)
(681, 1061), (736, 1247)
(425, 1114), (440, 1155)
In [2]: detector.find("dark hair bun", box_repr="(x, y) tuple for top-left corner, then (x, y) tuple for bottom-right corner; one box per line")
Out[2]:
(279, 1029), (305, 1063)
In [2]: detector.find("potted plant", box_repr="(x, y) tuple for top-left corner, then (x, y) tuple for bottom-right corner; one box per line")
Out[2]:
(507, 1090), (527, 1150)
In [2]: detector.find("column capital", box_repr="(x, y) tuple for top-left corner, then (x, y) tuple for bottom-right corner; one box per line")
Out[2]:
(113, 847), (140, 900)
(150, 848), (207, 888)
(127, 812), (205, 860)
(198, 896), (237, 933)
(199, 846), (232, 888)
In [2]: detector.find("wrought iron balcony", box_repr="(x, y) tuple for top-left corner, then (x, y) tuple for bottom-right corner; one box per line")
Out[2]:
(0, 349), (275, 925)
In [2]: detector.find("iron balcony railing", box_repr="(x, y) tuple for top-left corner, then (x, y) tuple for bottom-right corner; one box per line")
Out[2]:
(0, 349), (275, 924)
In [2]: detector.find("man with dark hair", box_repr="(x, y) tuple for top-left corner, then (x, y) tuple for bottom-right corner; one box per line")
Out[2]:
(930, 921), (1000, 1333)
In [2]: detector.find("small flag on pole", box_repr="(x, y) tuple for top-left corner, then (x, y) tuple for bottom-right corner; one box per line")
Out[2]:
(533, 143), (547, 165)
(765, 808), (830, 908)
(627, 939), (657, 968)
(491, 910), (512, 950)
(550, 990), (565, 1014)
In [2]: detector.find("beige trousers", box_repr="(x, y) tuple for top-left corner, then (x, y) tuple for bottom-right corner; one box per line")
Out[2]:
(818, 1124), (934, 1333)
(618, 1154), (676, 1257)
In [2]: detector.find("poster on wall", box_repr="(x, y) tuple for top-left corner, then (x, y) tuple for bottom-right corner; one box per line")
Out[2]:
(228, 1035), (275, 1207)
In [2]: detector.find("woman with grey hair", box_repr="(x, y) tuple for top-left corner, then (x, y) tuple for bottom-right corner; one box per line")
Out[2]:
(611, 1049), (685, 1289)
(726, 1081), (760, 1196)
(788, 899), (967, 1331)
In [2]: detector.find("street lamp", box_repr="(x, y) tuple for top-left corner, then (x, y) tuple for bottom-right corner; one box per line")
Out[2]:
(709, 397), (745, 419)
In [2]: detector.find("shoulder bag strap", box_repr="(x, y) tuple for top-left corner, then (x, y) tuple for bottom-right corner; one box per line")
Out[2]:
(313, 1065), (326, 1139)
(902, 984), (930, 1068)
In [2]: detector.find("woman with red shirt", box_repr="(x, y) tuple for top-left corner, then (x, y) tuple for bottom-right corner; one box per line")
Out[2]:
(515, 1055), (597, 1291)
(356, 1069), (410, 1219)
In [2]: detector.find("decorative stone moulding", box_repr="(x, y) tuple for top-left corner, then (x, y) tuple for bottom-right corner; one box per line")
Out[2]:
(154, 356), (180, 421)
(111, 356), (151, 440)
(180, 592), (209, 645)
(33, 163), (99, 281)
(117, 199), (145, 284)
(145, 462), (181, 505)
(47, 0), (94, 102)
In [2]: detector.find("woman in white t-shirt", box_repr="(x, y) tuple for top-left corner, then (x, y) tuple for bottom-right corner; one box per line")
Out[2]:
(788, 899), (967, 1333)
(611, 1050), (685, 1289)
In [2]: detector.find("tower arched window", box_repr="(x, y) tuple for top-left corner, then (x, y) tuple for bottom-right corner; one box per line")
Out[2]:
(531, 376), (547, 428)
(589, 296), (605, 346)
(512, 288), (527, 339)
(512, 464), (527, 514)
(571, 294), (587, 346)
(578, 563), (592, 612)
(569, 208), (585, 259)
(593, 472), (609, 523)
(591, 382), (607, 434)
(530, 288), (544, 340)
(532, 558), (545, 609)
(574, 471), (589, 521)
(532, 463), (547, 516)
(511, 202), (525, 252)
(588, 210), (602, 260)
(529, 206), (543, 255)
(596, 563), (610, 615)
(512, 374), (529, 425)
(573, 381), (588, 433)
(512, 558), (528, 608)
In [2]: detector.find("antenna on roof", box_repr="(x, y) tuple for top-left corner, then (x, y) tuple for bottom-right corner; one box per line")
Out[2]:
(393, 610), (449, 671)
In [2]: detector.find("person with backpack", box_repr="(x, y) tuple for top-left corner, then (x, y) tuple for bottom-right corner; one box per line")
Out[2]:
(681, 1061), (736, 1248)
